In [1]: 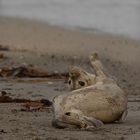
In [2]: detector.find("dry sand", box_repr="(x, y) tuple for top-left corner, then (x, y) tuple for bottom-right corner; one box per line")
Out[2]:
(0, 16), (140, 140)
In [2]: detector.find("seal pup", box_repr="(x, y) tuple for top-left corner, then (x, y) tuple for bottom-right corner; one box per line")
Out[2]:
(52, 53), (128, 130)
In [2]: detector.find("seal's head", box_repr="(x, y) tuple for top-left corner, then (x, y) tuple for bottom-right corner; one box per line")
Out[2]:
(52, 95), (80, 129)
(68, 67), (96, 90)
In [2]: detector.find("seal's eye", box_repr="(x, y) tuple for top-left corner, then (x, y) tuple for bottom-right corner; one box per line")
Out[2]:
(78, 81), (85, 86)
(68, 80), (71, 85)
(65, 112), (71, 116)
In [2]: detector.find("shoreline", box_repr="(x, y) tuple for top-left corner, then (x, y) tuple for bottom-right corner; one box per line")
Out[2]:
(0, 16), (140, 68)
(0, 16), (140, 53)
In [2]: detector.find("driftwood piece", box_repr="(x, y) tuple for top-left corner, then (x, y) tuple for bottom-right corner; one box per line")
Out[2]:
(0, 66), (68, 78)
(0, 45), (9, 51)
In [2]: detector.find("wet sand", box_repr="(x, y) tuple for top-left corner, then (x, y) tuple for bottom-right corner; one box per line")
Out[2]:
(0, 17), (140, 140)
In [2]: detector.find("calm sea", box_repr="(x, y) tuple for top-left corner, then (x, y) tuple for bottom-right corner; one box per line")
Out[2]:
(0, 0), (140, 39)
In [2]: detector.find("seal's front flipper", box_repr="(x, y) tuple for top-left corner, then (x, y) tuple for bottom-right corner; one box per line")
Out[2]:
(80, 116), (103, 130)
(52, 119), (78, 129)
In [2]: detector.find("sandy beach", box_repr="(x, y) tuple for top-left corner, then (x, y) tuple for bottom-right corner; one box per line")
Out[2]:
(0, 16), (140, 140)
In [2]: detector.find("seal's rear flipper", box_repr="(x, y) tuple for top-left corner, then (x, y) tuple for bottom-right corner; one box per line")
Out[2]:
(117, 109), (128, 123)
(90, 53), (107, 81)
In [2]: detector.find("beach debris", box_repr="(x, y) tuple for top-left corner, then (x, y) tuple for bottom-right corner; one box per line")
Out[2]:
(0, 52), (7, 59)
(0, 53), (4, 59)
(0, 44), (9, 51)
(11, 109), (18, 113)
(0, 91), (52, 112)
(0, 91), (30, 103)
(0, 66), (48, 77)
(1, 90), (10, 96)
(40, 99), (52, 106)
(0, 129), (7, 134)
(21, 99), (52, 112)
(0, 65), (68, 78)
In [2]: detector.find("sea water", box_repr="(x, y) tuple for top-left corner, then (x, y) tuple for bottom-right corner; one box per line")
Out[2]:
(0, 0), (140, 39)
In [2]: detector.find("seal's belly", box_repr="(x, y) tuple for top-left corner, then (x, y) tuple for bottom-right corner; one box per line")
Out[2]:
(89, 109), (121, 123)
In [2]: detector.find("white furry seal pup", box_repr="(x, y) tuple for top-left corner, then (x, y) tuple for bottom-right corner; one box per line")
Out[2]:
(52, 53), (128, 130)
